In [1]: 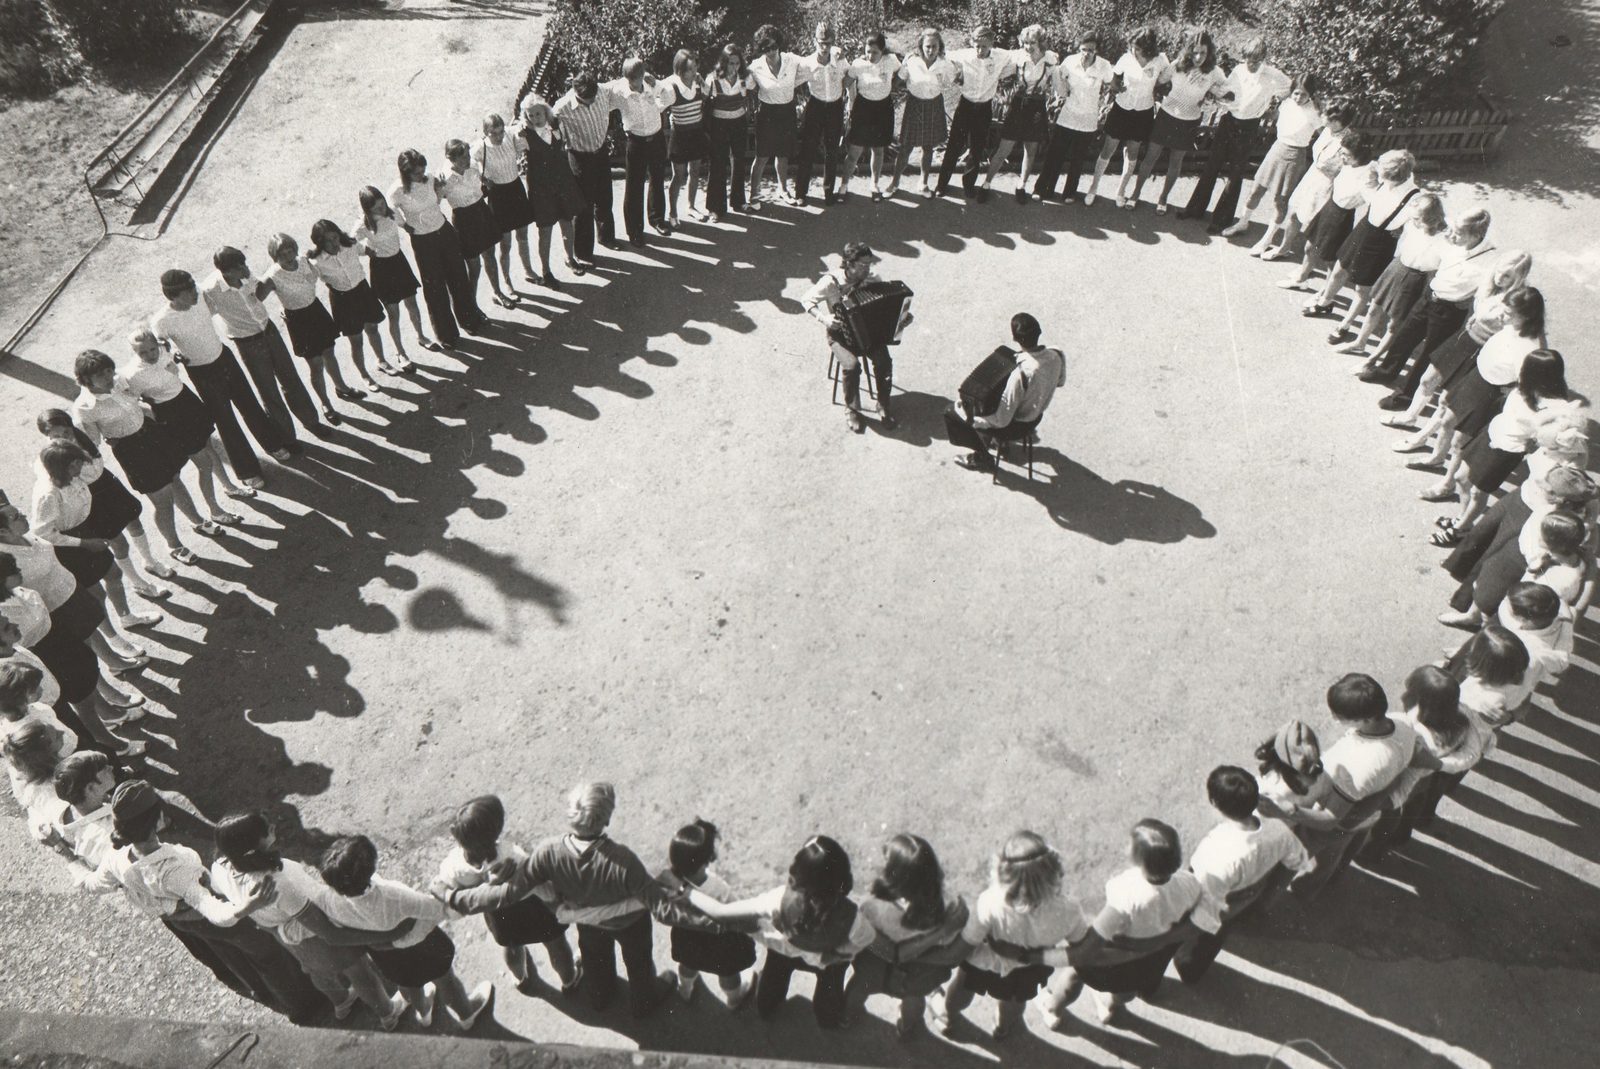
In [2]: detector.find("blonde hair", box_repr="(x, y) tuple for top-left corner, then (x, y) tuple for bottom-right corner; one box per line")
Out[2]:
(265, 232), (297, 261)
(1410, 193), (1447, 235)
(1488, 249), (1532, 293)
(127, 326), (158, 355)
(1018, 23), (1045, 49)
(1376, 149), (1415, 183)
(992, 831), (1064, 909)
(568, 781), (615, 836)
(519, 94), (554, 127)
(919, 27), (945, 59)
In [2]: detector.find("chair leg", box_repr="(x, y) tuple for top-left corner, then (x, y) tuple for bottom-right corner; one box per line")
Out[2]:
(1026, 437), (1034, 481)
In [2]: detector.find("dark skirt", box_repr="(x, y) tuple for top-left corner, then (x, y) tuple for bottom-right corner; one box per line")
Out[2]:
(281, 301), (339, 360)
(754, 100), (798, 158)
(999, 90), (1050, 143)
(451, 198), (501, 260)
(848, 95), (895, 148)
(28, 629), (96, 703)
(957, 962), (1053, 1001)
(1370, 261), (1432, 323)
(107, 419), (186, 494)
(1445, 369), (1509, 438)
(1308, 200), (1358, 262)
(328, 280), (386, 337)
(900, 94), (948, 149)
(53, 541), (114, 588)
(368, 928), (456, 988)
(849, 948), (954, 998)
(150, 386), (215, 458)
(1462, 432), (1527, 493)
(485, 177), (535, 233)
(1431, 329), (1486, 387)
(49, 585), (107, 644)
(1070, 941), (1179, 996)
(367, 252), (420, 306)
(669, 122), (712, 162)
(524, 143), (589, 227)
(1149, 109), (1201, 151)
(81, 470), (142, 538)
(1337, 218), (1402, 286)
(1104, 103), (1154, 143)
(483, 893), (565, 947)
(671, 927), (757, 975)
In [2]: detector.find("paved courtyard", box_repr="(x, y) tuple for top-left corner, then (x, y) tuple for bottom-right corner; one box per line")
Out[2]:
(1, 1), (1597, 1066)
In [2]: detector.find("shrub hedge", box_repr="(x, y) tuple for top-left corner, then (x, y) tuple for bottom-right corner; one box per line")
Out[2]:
(50, 0), (197, 66)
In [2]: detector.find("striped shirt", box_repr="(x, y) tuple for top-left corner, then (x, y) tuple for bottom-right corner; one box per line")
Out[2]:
(665, 76), (705, 127)
(473, 134), (525, 185)
(552, 88), (617, 152)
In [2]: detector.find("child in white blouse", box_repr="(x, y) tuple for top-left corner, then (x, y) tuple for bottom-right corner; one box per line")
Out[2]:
(2, 704), (74, 841)
(939, 831), (1087, 1040)
(1522, 511), (1592, 611)
(355, 188), (426, 372)
(657, 819), (755, 1007)
(1337, 192), (1448, 356)
(1453, 623), (1533, 729)
(442, 140), (514, 310)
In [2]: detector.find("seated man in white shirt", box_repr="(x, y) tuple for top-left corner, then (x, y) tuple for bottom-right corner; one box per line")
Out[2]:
(801, 242), (898, 434)
(1175, 765), (1311, 982)
(944, 313), (1066, 473)
(1288, 673), (1415, 901)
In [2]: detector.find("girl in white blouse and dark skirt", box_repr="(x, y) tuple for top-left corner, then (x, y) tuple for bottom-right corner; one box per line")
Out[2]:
(309, 219), (391, 392)
(354, 187), (429, 370)
(1305, 150), (1419, 325)
(260, 234), (362, 423)
(838, 32), (901, 201)
(391, 149), (487, 348)
(442, 140), (515, 310)
(1132, 29), (1226, 214)
(1225, 73), (1323, 245)
(473, 113), (540, 287)
(1090, 28), (1165, 209)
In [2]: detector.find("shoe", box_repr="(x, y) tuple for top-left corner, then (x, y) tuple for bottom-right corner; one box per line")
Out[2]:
(974, 186), (990, 203)
(110, 653), (150, 677)
(379, 995), (406, 1031)
(1220, 220), (1250, 237)
(334, 386), (365, 401)
(170, 547), (197, 564)
(111, 740), (148, 759)
(209, 511), (242, 526)
(955, 453), (995, 473)
(1014, 187), (1029, 203)
(565, 258), (587, 276)
(542, 272), (562, 291)
(599, 238), (622, 250)
(1327, 328), (1354, 345)
(333, 992), (359, 1021)
(414, 983), (436, 1028)
(1093, 991), (1121, 1026)
(1300, 302), (1334, 318)
(139, 561), (174, 580)
(269, 448), (293, 462)
(629, 235), (646, 248)
(845, 408), (864, 434)
(707, 211), (723, 223)
(560, 963), (584, 997)
(923, 185), (936, 200)
(195, 521), (222, 537)
(1276, 278), (1314, 291)
(726, 976), (755, 1011)
(100, 692), (145, 715)
(1357, 368), (1397, 384)
(1155, 202), (1168, 214)
(677, 972), (696, 1002)
(321, 406), (342, 426)
(131, 580), (171, 598)
(1084, 192), (1097, 206)
(515, 974), (540, 997)
(118, 611), (163, 629)
(1377, 394), (1411, 410)
(457, 982), (494, 1031)
(885, 179), (899, 196)
(242, 477), (266, 490)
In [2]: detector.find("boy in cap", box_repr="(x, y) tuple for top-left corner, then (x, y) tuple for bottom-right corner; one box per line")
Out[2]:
(800, 242), (897, 433)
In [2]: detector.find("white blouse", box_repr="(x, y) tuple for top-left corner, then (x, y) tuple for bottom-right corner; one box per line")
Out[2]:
(30, 471), (92, 546)
(1054, 53), (1114, 133)
(311, 244), (368, 293)
(439, 166), (486, 209)
(1273, 97), (1321, 148)
(266, 256), (321, 311)
(1477, 330), (1542, 387)
(850, 54), (900, 101)
(355, 214), (403, 259)
(1363, 180), (1419, 230)
(961, 883), (1088, 976)
(1395, 225), (1445, 271)
(389, 179), (447, 235)
(749, 52), (802, 104)
(900, 55), (956, 100)
(1329, 164), (1374, 210)
(1095, 867), (1203, 940)
(1159, 64), (1226, 121)
(1113, 51), (1167, 111)
(473, 134), (525, 185)
(72, 380), (148, 445)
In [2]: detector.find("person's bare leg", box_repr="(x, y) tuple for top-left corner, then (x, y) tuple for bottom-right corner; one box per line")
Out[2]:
(402, 295), (432, 354)
(838, 145), (863, 192)
(1018, 141), (1039, 196)
(558, 217), (577, 263)
(1344, 306), (1390, 354)
(1121, 142), (1146, 202)
(497, 233), (514, 286)
(514, 228), (536, 279)
(383, 302), (405, 360)
(1090, 139), (1119, 200)
(1332, 288), (1372, 335)
(538, 225), (555, 276)
(543, 934), (576, 985)
(143, 486), (187, 559)
(984, 139), (1016, 186)
(1158, 149), (1187, 209)
(187, 451), (231, 518)
(1312, 264), (1352, 309)
(1274, 215), (1306, 261)
(749, 157), (769, 200)
(71, 696), (136, 753)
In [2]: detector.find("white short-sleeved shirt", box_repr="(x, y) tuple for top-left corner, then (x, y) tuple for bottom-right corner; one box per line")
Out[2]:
(1159, 64), (1226, 121)
(200, 271), (270, 339)
(946, 47), (1017, 103)
(266, 256), (322, 312)
(389, 180), (447, 236)
(1095, 868), (1202, 940)
(1387, 712), (1494, 806)
(439, 166), (486, 209)
(1220, 62), (1292, 120)
(1273, 97), (1321, 147)
(1054, 53), (1114, 132)
(31, 472), (92, 546)
(4, 538), (75, 612)
(961, 883), (1088, 976)
(605, 78), (668, 136)
(1189, 819), (1308, 932)
(1323, 719), (1417, 815)
(355, 214), (404, 259)
(93, 842), (213, 918)
(749, 52), (802, 104)
(901, 55), (957, 100)
(1459, 674), (1530, 730)
(1477, 330), (1542, 388)
(308, 873), (445, 949)
(850, 54), (900, 102)
(750, 885), (875, 968)
(1113, 51), (1166, 111)
(436, 841), (529, 890)
(311, 244), (368, 293)
(1395, 224), (1445, 271)
(1330, 164), (1374, 210)
(210, 857), (326, 944)
(123, 352), (186, 403)
(797, 50), (851, 102)
(151, 302), (225, 367)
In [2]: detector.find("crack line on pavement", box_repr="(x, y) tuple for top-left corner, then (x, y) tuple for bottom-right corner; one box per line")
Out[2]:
(1217, 248), (1255, 454)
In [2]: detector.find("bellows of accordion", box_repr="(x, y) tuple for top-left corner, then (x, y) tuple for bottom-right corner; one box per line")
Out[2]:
(829, 280), (914, 354)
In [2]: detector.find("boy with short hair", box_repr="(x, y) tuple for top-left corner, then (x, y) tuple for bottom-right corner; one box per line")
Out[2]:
(1498, 581), (1572, 688)
(1176, 765), (1310, 982)
(49, 750), (117, 883)
(1289, 673), (1415, 900)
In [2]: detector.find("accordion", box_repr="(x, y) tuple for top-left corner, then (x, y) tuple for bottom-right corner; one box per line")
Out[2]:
(828, 280), (914, 355)
(959, 346), (1019, 419)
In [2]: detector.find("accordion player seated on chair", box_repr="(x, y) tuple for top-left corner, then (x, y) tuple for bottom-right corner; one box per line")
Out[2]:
(827, 280), (914, 355)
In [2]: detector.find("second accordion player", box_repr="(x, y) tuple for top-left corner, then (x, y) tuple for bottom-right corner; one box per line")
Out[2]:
(828, 280), (914, 355)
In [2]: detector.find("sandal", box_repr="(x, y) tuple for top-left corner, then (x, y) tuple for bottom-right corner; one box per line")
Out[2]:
(112, 741), (149, 759)
(1435, 515), (1458, 530)
(1327, 328), (1354, 344)
(1407, 459), (1447, 473)
(1155, 202), (1169, 215)
(541, 272), (562, 291)
(419, 339), (445, 352)
(334, 386), (366, 401)
(492, 292), (517, 309)
(564, 259), (587, 277)
(1419, 486), (1458, 503)
(1301, 302), (1334, 317)
(376, 361), (403, 375)
(1430, 527), (1463, 548)
(170, 547), (197, 564)
(110, 653), (150, 676)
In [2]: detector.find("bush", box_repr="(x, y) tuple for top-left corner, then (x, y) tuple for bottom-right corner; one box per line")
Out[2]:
(49, 0), (196, 67)
(545, 0), (725, 83)
(0, 0), (78, 97)
(781, 0), (891, 53)
(1264, 0), (1505, 114)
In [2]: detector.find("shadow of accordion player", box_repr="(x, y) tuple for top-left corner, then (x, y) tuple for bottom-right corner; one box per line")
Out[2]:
(800, 242), (913, 434)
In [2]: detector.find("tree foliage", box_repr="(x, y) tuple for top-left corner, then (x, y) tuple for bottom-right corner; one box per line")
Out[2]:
(545, 0), (725, 83)
(49, 0), (197, 66)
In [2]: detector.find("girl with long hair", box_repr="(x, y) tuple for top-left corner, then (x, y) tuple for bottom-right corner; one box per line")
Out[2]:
(308, 217), (388, 392)
(441, 140), (515, 309)
(1132, 28), (1226, 214)
(889, 29), (957, 198)
(706, 45), (758, 219)
(1336, 192), (1448, 357)
(391, 148), (486, 347)
(258, 234), (361, 422)
(1088, 27), (1165, 209)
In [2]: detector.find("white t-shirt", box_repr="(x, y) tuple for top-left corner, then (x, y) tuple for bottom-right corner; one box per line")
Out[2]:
(1054, 53), (1114, 132)
(266, 256), (322, 312)
(1323, 719), (1417, 822)
(748, 52), (802, 105)
(308, 873), (446, 948)
(1189, 818), (1309, 933)
(1329, 164), (1374, 210)
(389, 180), (447, 236)
(961, 883), (1088, 976)
(946, 47), (1017, 103)
(1220, 62), (1291, 120)
(1112, 51), (1166, 111)
(1395, 225), (1445, 271)
(1159, 64), (1226, 121)
(150, 302), (225, 366)
(1273, 97), (1321, 147)
(1095, 868), (1202, 940)
(901, 55), (957, 100)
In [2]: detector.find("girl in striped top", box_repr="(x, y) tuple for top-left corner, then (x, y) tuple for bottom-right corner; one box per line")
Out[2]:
(664, 50), (711, 226)
(707, 45), (757, 219)
(472, 113), (539, 286)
